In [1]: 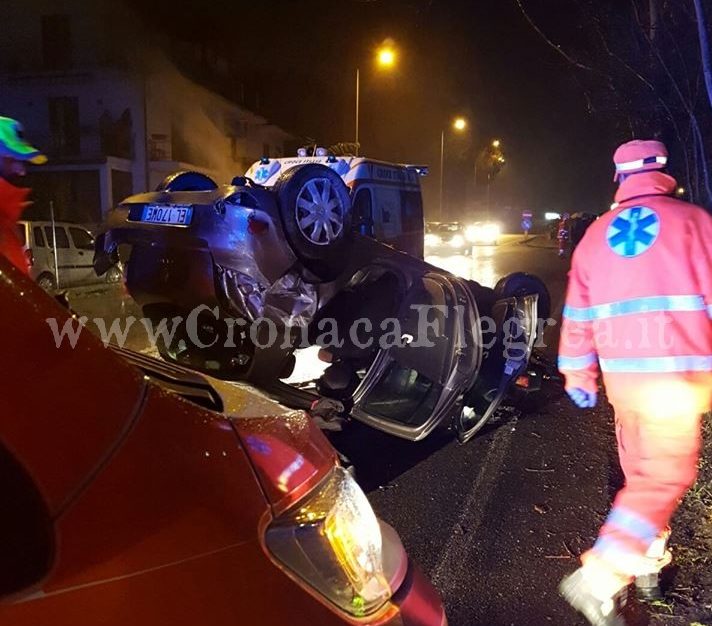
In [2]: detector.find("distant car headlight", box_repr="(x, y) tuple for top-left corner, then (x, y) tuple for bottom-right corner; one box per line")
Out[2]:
(425, 233), (442, 247)
(468, 223), (500, 243)
(483, 224), (501, 241)
(265, 467), (391, 617)
(465, 225), (481, 242)
(450, 234), (465, 248)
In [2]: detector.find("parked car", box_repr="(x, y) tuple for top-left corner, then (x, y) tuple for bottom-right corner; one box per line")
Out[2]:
(95, 165), (550, 442)
(424, 222), (471, 255)
(0, 256), (446, 626)
(17, 220), (122, 291)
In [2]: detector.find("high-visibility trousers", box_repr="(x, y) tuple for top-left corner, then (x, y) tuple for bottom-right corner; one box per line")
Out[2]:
(582, 406), (702, 590)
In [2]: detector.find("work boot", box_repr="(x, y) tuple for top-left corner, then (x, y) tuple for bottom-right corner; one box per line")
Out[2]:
(560, 569), (627, 626)
(635, 530), (672, 602)
(634, 573), (662, 601)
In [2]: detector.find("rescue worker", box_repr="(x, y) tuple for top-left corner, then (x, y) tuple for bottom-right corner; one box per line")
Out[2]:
(0, 116), (46, 274)
(557, 212), (571, 258)
(558, 139), (712, 626)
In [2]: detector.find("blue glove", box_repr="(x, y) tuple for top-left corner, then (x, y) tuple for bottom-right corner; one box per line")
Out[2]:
(567, 388), (597, 409)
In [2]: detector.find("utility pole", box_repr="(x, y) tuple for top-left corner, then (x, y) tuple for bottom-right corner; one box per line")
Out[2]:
(355, 68), (360, 155)
(439, 130), (445, 221)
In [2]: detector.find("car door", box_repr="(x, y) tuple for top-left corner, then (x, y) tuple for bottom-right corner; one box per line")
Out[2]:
(455, 291), (539, 443)
(68, 226), (98, 284)
(43, 225), (74, 288)
(350, 272), (477, 441)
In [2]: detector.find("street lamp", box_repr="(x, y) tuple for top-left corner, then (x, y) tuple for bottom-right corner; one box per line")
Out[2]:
(355, 42), (397, 155)
(440, 117), (468, 221)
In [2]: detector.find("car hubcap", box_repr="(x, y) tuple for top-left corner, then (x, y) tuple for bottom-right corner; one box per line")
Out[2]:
(295, 178), (345, 246)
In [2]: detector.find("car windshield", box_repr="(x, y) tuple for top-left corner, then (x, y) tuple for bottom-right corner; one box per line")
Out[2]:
(436, 223), (461, 233)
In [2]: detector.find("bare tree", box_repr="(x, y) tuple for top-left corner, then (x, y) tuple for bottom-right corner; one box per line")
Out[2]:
(514, 0), (712, 207)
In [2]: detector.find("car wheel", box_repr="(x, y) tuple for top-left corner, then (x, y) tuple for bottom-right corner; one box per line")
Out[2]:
(156, 171), (218, 192)
(275, 164), (353, 281)
(36, 273), (56, 292)
(105, 265), (123, 284)
(494, 272), (551, 321)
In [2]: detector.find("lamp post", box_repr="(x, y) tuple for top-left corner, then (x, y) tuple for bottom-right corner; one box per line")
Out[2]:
(355, 43), (396, 155)
(439, 117), (468, 221)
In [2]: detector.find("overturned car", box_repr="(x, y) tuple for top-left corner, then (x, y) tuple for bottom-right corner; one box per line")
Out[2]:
(95, 158), (550, 442)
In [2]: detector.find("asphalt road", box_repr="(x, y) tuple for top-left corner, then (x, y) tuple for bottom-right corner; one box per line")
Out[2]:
(64, 236), (630, 626)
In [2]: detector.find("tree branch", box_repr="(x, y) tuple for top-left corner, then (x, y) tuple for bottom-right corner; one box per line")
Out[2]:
(513, 0), (596, 72)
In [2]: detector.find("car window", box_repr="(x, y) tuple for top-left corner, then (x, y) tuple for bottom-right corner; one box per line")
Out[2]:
(33, 227), (46, 248)
(69, 227), (94, 251)
(16, 225), (26, 247)
(372, 187), (403, 240)
(352, 188), (373, 236)
(360, 361), (442, 427)
(401, 191), (424, 235)
(44, 227), (70, 249)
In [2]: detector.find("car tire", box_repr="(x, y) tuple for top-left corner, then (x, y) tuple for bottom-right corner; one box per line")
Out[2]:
(36, 273), (56, 292)
(494, 272), (551, 321)
(105, 265), (123, 284)
(274, 164), (353, 281)
(156, 171), (218, 193)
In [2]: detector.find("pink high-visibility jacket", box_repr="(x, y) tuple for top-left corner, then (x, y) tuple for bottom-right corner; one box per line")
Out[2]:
(558, 171), (712, 410)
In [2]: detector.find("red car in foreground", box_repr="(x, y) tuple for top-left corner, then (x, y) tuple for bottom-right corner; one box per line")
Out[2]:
(0, 257), (446, 626)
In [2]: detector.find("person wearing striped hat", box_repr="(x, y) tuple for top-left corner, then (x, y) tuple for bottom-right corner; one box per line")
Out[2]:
(0, 116), (46, 274)
(558, 139), (712, 625)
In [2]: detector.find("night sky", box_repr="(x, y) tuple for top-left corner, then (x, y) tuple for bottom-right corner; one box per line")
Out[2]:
(130, 0), (634, 216)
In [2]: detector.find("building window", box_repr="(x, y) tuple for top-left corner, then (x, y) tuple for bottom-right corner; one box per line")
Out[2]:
(48, 97), (80, 157)
(41, 15), (73, 71)
(111, 170), (134, 207)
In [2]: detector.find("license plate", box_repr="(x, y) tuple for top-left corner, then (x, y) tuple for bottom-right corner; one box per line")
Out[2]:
(140, 204), (193, 226)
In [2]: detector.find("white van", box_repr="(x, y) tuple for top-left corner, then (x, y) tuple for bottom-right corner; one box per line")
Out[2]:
(246, 155), (427, 259)
(17, 221), (122, 291)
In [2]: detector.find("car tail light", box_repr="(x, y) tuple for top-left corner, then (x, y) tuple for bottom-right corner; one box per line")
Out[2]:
(265, 466), (391, 617)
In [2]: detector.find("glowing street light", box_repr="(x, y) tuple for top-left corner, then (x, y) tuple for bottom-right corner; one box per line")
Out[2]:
(355, 41), (398, 154)
(492, 139), (501, 148)
(440, 116), (470, 220)
(377, 46), (396, 68)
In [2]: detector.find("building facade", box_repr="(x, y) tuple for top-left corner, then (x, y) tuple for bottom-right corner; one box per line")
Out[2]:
(0, 0), (295, 225)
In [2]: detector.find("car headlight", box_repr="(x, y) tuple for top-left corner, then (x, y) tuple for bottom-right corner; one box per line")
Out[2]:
(425, 233), (442, 247)
(265, 467), (390, 617)
(465, 225), (480, 242)
(483, 224), (501, 240)
(450, 234), (465, 248)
